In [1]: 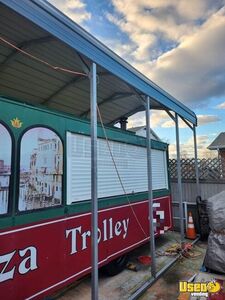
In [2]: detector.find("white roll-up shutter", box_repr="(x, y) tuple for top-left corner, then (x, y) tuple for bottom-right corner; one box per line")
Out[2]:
(67, 132), (168, 203)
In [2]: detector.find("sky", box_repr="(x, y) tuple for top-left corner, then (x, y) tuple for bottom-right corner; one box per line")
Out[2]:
(49, 0), (225, 158)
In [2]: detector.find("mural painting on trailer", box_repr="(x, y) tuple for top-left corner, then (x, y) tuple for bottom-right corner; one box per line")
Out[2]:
(19, 127), (63, 211)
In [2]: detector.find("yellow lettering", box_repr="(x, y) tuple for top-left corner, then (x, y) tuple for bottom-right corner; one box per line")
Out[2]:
(187, 283), (194, 293)
(201, 283), (208, 292)
(194, 283), (201, 292)
(179, 281), (221, 294)
(179, 282), (187, 292)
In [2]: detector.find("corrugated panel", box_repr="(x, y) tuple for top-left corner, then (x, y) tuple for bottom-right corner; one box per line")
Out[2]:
(31, 42), (87, 71)
(51, 95), (90, 112)
(67, 133), (168, 203)
(2, 57), (67, 85)
(101, 98), (141, 114)
(96, 100), (142, 123)
(0, 1), (196, 126)
(0, 71), (57, 97)
(48, 102), (84, 116)
(0, 84), (42, 103)
(0, 0), (197, 124)
(0, 5), (46, 42)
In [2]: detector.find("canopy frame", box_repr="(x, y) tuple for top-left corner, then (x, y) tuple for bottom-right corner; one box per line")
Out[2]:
(0, 1), (200, 300)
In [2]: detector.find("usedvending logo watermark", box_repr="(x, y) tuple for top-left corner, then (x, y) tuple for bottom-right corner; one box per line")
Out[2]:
(179, 280), (221, 298)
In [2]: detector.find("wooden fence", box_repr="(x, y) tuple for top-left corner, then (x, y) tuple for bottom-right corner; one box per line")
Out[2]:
(169, 158), (225, 181)
(169, 158), (225, 230)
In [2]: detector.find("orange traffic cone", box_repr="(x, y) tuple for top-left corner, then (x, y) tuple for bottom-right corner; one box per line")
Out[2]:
(186, 212), (197, 240)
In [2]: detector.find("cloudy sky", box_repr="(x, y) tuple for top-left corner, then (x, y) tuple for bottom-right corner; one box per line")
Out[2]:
(49, 0), (225, 158)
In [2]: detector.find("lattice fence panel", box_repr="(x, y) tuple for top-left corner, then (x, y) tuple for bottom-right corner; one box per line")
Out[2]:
(169, 158), (225, 180)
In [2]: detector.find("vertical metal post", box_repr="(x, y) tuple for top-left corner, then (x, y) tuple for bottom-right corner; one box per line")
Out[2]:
(90, 62), (98, 300)
(184, 202), (188, 231)
(145, 96), (156, 278)
(193, 125), (200, 196)
(175, 113), (185, 243)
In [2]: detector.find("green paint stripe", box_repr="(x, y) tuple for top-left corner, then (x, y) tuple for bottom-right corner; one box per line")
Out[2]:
(0, 96), (168, 149)
(66, 189), (170, 215)
(0, 190), (170, 230)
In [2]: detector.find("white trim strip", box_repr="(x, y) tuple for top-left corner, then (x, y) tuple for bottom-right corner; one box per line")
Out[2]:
(0, 196), (168, 236)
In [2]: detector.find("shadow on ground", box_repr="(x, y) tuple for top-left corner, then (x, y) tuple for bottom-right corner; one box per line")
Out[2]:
(52, 232), (207, 300)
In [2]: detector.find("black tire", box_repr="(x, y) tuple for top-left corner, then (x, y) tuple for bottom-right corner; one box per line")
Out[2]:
(101, 255), (128, 276)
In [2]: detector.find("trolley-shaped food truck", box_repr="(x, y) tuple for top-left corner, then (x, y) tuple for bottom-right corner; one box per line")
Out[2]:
(0, 96), (172, 300)
(0, 1), (198, 299)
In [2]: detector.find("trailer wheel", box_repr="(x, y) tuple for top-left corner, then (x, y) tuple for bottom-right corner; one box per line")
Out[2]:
(102, 255), (128, 276)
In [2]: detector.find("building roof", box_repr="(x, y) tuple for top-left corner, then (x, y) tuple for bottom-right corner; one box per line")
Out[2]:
(128, 126), (161, 141)
(0, 0), (197, 126)
(128, 126), (146, 132)
(208, 132), (225, 150)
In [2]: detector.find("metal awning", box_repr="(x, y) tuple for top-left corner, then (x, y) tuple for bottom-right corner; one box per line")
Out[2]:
(0, 0), (197, 126)
(0, 2), (200, 300)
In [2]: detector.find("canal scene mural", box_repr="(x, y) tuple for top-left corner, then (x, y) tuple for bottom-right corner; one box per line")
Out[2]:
(0, 124), (11, 214)
(19, 127), (63, 211)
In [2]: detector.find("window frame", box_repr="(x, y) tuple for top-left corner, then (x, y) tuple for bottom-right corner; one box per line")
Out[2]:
(16, 125), (64, 214)
(0, 121), (14, 217)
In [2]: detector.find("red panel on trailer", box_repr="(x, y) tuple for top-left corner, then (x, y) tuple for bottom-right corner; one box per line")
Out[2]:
(0, 196), (172, 300)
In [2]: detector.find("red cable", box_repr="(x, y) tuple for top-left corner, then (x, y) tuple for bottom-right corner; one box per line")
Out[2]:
(0, 36), (88, 77)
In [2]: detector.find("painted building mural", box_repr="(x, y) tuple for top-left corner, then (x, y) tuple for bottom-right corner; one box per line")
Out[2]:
(19, 127), (63, 211)
(0, 123), (11, 214)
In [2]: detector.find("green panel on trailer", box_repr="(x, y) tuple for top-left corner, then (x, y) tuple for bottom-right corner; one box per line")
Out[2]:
(0, 190), (170, 230)
(0, 96), (167, 150)
(0, 96), (170, 230)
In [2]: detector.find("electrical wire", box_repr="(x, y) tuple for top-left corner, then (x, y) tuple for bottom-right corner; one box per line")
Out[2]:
(0, 34), (149, 239)
(97, 105), (148, 238)
(156, 243), (202, 259)
(0, 36), (88, 77)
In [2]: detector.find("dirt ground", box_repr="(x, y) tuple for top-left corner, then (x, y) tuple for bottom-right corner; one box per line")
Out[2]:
(51, 232), (207, 300)
(139, 242), (207, 300)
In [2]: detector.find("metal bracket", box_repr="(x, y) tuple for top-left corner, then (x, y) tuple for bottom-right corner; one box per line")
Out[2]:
(180, 117), (193, 130)
(165, 110), (175, 121)
(128, 86), (146, 107)
(41, 76), (86, 104)
(74, 51), (90, 75)
(80, 92), (134, 118)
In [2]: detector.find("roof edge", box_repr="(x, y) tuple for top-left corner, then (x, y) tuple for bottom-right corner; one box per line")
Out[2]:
(0, 0), (197, 125)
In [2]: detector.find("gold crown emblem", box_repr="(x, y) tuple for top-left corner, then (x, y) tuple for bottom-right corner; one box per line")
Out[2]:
(11, 117), (23, 128)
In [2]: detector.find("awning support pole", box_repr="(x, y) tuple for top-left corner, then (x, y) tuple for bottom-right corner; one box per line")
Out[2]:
(179, 116), (200, 197)
(90, 62), (98, 300)
(175, 113), (185, 244)
(193, 125), (200, 196)
(145, 96), (156, 278)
